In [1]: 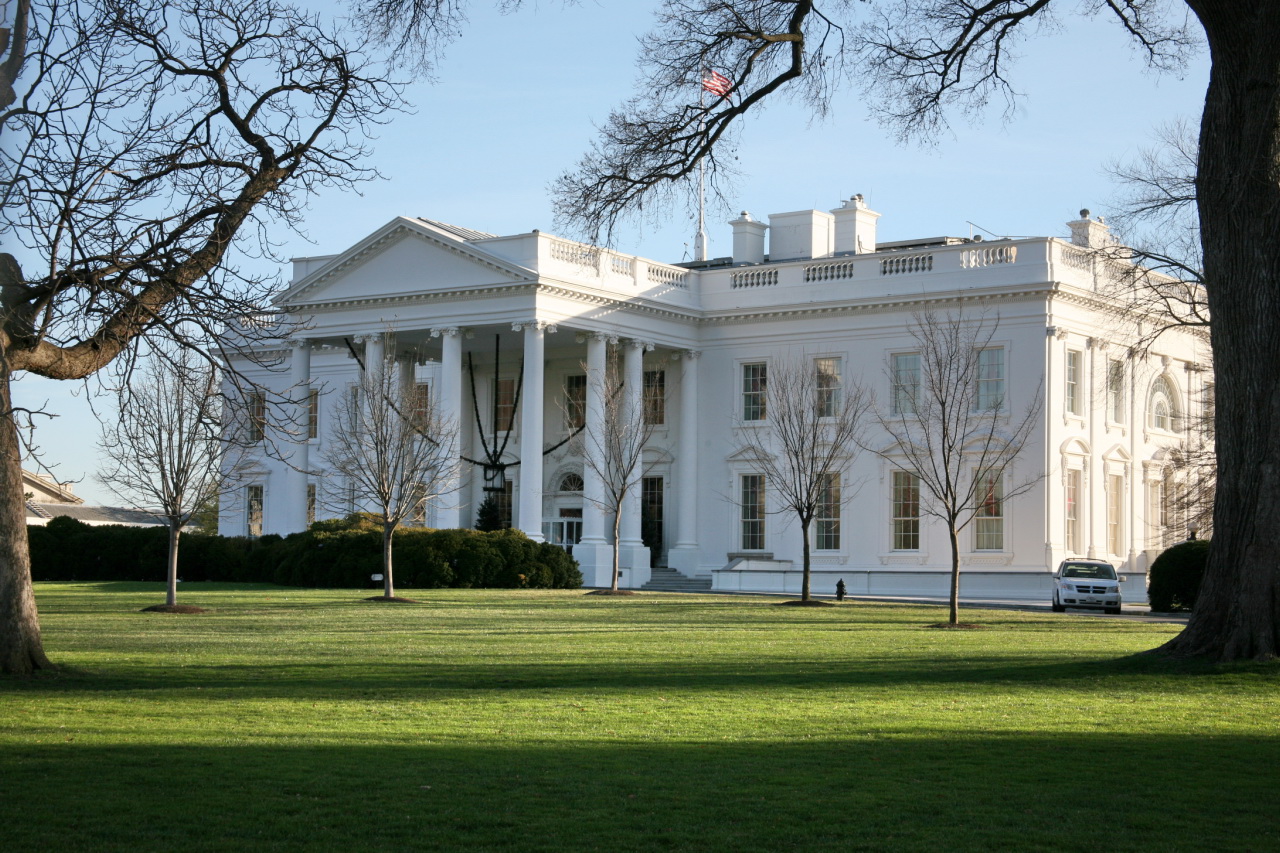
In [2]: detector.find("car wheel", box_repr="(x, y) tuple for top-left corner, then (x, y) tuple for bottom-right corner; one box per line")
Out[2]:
(1051, 596), (1065, 613)
(1105, 606), (1122, 615)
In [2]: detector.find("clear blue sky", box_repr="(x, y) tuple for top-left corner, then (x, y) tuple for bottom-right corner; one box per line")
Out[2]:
(15, 2), (1209, 505)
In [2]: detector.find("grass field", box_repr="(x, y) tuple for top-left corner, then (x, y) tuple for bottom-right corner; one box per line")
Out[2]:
(1, 583), (1277, 852)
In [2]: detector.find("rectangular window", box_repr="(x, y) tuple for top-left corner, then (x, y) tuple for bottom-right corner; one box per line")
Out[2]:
(1107, 359), (1126, 423)
(740, 474), (766, 550)
(742, 363), (767, 421)
(411, 482), (427, 525)
(307, 388), (319, 439)
(247, 485), (264, 537)
(974, 470), (1004, 551)
(892, 470), (920, 550)
(643, 370), (666, 425)
(815, 358), (841, 418)
(345, 479), (357, 515)
(1065, 350), (1082, 416)
(1107, 474), (1124, 555)
(976, 347), (1005, 412)
(564, 374), (587, 430)
(494, 378), (517, 433)
(306, 483), (316, 526)
(815, 472), (841, 550)
(1065, 469), (1081, 554)
(411, 382), (431, 429)
(496, 481), (514, 529)
(1148, 479), (1166, 548)
(248, 391), (266, 442)
(1202, 383), (1215, 439)
(891, 352), (920, 415)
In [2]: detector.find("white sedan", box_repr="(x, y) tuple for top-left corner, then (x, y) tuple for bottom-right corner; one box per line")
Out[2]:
(1052, 559), (1122, 615)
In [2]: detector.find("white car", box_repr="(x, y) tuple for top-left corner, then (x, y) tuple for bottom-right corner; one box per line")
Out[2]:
(1052, 559), (1122, 615)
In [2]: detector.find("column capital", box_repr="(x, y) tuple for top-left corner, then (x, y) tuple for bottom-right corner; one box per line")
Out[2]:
(512, 320), (557, 333)
(626, 338), (656, 352)
(430, 326), (462, 338)
(674, 349), (701, 361)
(576, 330), (618, 345)
(1088, 337), (1108, 352)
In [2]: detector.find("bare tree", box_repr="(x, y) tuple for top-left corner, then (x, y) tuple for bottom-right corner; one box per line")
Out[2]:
(0, 0), (398, 673)
(571, 346), (657, 593)
(871, 312), (1042, 626)
(96, 345), (248, 610)
(729, 355), (869, 602)
(321, 351), (457, 600)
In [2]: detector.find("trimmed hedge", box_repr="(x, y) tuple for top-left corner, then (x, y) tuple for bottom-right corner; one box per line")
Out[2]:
(1147, 538), (1210, 612)
(27, 514), (581, 590)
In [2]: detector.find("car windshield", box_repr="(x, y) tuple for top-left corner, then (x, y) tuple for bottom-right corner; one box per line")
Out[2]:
(1061, 563), (1117, 580)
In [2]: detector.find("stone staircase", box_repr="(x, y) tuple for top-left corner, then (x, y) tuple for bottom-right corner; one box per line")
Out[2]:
(641, 567), (713, 593)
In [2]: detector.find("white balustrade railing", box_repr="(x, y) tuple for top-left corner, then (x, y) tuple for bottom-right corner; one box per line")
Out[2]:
(959, 245), (1018, 268)
(610, 254), (634, 277)
(1060, 246), (1094, 272)
(804, 260), (858, 282)
(731, 268), (779, 289)
(648, 264), (690, 289)
(549, 238), (599, 266)
(880, 253), (933, 276)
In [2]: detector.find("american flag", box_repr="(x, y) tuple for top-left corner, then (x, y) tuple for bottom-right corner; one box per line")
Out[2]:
(702, 70), (733, 97)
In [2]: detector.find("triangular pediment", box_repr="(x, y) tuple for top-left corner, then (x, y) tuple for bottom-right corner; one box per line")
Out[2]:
(279, 217), (532, 307)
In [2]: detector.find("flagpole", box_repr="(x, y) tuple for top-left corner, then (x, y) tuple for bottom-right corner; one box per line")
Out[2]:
(694, 71), (708, 262)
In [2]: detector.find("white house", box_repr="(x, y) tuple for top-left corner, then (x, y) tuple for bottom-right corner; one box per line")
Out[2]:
(220, 197), (1211, 601)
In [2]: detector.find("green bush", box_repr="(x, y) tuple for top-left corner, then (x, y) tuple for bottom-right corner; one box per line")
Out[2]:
(1148, 538), (1210, 612)
(27, 514), (582, 591)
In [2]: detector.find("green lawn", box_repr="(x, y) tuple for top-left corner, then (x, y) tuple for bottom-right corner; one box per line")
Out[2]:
(1, 583), (1277, 852)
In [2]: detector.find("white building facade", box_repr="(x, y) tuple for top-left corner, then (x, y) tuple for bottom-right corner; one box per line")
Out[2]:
(220, 198), (1211, 601)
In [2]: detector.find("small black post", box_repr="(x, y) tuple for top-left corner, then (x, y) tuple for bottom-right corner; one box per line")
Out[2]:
(835, 578), (846, 602)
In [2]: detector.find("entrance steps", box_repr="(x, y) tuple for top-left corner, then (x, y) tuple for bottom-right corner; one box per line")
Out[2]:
(640, 567), (713, 593)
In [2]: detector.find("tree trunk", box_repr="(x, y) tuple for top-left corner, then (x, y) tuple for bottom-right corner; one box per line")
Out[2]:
(166, 523), (181, 607)
(0, 367), (54, 674)
(611, 508), (622, 592)
(800, 516), (812, 602)
(1161, 1), (1280, 660)
(383, 524), (395, 598)
(948, 522), (960, 625)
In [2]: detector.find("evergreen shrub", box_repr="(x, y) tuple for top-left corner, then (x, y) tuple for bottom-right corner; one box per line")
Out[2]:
(1147, 538), (1210, 612)
(27, 513), (581, 590)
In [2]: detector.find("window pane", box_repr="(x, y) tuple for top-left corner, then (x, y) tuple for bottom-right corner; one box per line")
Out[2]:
(891, 353), (920, 415)
(308, 388), (319, 439)
(495, 378), (516, 432)
(1107, 474), (1124, 555)
(741, 474), (765, 550)
(976, 348), (1005, 412)
(248, 392), (266, 442)
(1065, 469), (1081, 554)
(974, 471), (1003, 551)
(815, 358), (841, 418)
(643, 370), (666, 425)
(892, 470), (920, 550)
(742, 363), (767, 421)
(247, 485), (264, 537)
(565, 374), (586, 429)
(1065, 350), (1081, 416)
(816, 472), (841, 550)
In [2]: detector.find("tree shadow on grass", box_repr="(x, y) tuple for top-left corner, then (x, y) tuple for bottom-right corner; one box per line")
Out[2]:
(1, 734), (1275, 852)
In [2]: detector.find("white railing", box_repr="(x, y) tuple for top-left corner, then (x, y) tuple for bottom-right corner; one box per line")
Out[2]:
(1060, 246), (1094, 272)
(549, 238), (599, 266)
(960, 245), (1018, 268)
(880, 253), (933, 276)
(610, 254), (634, 277)
(731, 268), (779, 288)
(648, 264), (690, 289)
(804, 260), (858, 282)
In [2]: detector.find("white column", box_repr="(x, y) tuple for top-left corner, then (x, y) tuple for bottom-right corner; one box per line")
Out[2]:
(363, 333), (385, 374)
(617, 338), (651, 578)
(433, 327), (464, 528)
(398, 354), (415, 394)
(668, 349), (701, 575)
(278, 339), (312, 535)
(574, 332), (614, 586)
(516, 321), (548, 542)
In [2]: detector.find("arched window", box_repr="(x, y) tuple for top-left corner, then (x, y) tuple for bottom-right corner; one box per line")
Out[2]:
(1148, 377), (1178, 431)
(559, 473), (584, 492)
